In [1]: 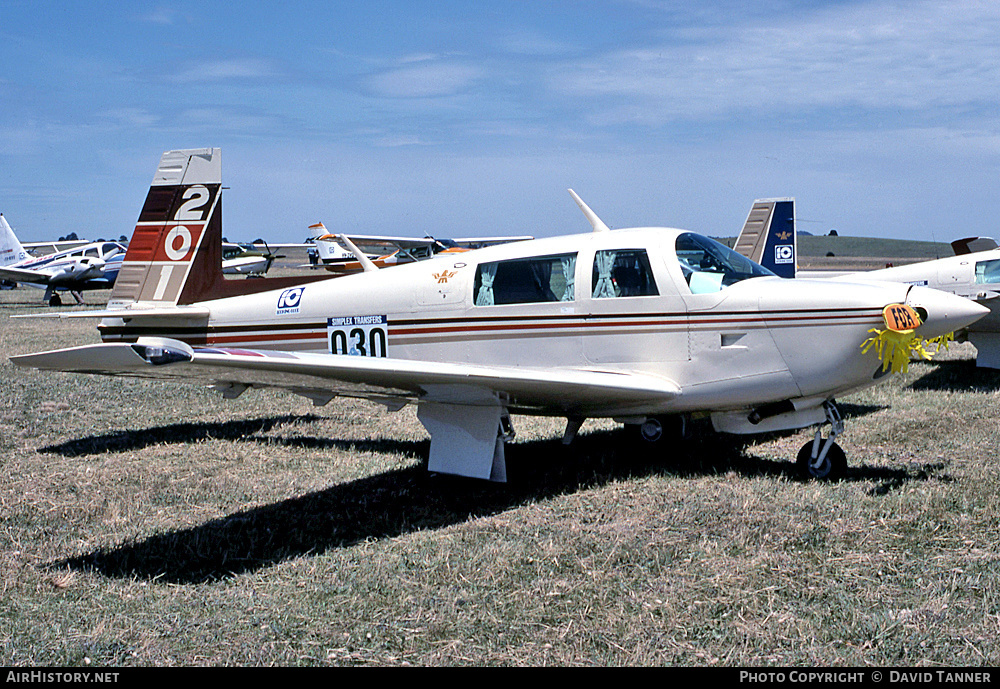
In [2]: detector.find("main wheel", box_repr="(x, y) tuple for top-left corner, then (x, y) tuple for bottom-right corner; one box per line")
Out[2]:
(48, 294), (62, 306)
(796, 440), (847, 481)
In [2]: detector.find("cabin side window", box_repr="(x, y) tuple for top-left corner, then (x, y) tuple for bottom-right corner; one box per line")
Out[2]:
(474, 253), (577, 305)
(591, 249), (658, 298)
(975, 259), (1000, 284)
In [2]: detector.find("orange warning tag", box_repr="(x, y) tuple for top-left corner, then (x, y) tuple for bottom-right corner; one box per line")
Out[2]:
(882, 304), (922, 332)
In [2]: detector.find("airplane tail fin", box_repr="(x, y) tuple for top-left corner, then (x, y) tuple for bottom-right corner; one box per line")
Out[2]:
(951, 236), (998, 255)
(0, 213), (29, 268)
(107, 148), (331, 310)
(733, 198), (796, 278)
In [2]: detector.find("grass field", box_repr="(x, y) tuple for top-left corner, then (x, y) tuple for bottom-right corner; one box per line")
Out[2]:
(2, 278), (999, 667)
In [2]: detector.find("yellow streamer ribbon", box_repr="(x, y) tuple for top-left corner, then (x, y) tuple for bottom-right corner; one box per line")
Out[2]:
(861, 328), (955, 373)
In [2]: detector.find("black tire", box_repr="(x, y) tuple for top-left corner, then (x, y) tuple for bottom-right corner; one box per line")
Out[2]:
(639, 417), (664, 442)
(631, 415), (689, 445)
(796, 441), (847, 481)
(48, 294), (62, 306)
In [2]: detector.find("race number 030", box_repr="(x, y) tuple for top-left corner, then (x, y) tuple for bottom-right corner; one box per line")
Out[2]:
(327, 315), (388, 357)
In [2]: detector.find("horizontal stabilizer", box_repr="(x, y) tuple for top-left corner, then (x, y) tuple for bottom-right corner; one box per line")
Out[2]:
(13, 305), (211, 320)
(0, 265), (51, 285)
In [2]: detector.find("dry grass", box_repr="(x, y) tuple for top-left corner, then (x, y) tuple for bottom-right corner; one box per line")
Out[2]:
(2, 285), (999, 666)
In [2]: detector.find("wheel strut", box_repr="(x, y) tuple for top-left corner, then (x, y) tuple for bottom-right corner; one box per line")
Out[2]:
(808, 400), (843, 471)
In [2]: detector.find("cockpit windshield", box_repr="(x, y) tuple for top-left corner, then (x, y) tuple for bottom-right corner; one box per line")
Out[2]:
(675, 232), (775, 294)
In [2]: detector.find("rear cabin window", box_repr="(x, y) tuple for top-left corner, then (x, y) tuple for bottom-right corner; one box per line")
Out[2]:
(474, 253), (576, 305)
(592, 249), (658, 298)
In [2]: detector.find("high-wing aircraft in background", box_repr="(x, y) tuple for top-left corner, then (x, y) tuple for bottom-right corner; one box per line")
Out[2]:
(0, 213), (127, 305)
(11, 149), (987, 483)
(307, 223), (532, 274)
(735, 198), (1000, 369)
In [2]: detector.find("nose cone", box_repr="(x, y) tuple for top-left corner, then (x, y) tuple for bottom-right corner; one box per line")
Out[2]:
(905, 285), (989, 338)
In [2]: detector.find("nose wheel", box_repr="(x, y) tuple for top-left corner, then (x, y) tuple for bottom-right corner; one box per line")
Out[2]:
(796, 401), (847, 481)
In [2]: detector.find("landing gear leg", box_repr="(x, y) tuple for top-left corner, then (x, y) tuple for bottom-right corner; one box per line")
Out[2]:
(796, 400), (847, 481)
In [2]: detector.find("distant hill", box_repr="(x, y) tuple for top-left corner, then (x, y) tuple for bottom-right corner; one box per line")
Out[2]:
(796, 235), (952, 259)
(717, 234), (952, 259)
(714, 233), (955, 271)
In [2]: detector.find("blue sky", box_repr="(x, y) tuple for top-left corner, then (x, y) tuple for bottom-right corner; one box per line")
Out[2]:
(2, 1), (999, 244)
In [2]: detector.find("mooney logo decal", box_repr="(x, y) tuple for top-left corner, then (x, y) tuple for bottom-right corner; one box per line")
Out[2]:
(434, 269), (456, 283)
(774, 245), (794, 264)
(327, 315), (388, 357)
(277, 287), (304, 315)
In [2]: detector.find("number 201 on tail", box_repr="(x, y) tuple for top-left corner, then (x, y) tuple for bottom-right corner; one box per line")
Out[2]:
(327, 315), (388, 357)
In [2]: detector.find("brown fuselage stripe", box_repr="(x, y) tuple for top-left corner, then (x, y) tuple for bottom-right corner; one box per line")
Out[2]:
(98, 308), (883, 347)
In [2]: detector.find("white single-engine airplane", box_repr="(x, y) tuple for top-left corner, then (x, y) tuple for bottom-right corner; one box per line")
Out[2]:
(0, 213), (127, 305)
(735, 198), (1000, 369)
(10, 149), (988, 482)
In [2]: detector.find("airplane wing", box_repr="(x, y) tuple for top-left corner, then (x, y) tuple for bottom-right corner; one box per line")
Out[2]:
(451, 236), (534, 248)
(13, 305), (212, 320)
(0, 265), (55, 285)
(243, 242), (312, 249)
(21, 240), (91, 252)
(338, 235), (435, 255)
(333, 234), (533, 253)
(11, 338), (681, 415)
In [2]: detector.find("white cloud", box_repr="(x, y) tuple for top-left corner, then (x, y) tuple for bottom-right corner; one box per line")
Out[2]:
(141, 8), (176, 25)
(367, 61), (484, 98)
(98, 108), (160, 128)
(550, 1), (1000, 123)
(170, 59), (280, 83)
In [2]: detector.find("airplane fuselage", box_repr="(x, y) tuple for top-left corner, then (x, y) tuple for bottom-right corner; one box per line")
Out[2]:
(96, 227), (967, 428)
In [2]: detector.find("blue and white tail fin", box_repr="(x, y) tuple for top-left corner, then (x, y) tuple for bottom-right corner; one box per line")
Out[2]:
(107, 148), (332, 310)
(0, 213), (29, 268)
(733, 198), (796, 278)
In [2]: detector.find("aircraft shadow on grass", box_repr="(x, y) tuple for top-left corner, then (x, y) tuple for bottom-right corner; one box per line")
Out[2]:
(40, 414), (325, 456)
(44, 402), (945, 585)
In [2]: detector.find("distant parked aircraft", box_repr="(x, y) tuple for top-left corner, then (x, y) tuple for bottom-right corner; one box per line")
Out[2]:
(733, 198), (1000, 368)
(0, 213), (125, 305)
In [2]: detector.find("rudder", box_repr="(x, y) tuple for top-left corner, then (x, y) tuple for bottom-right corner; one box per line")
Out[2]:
(0, 213), (29, 268)
(108, 148), (332, 310)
